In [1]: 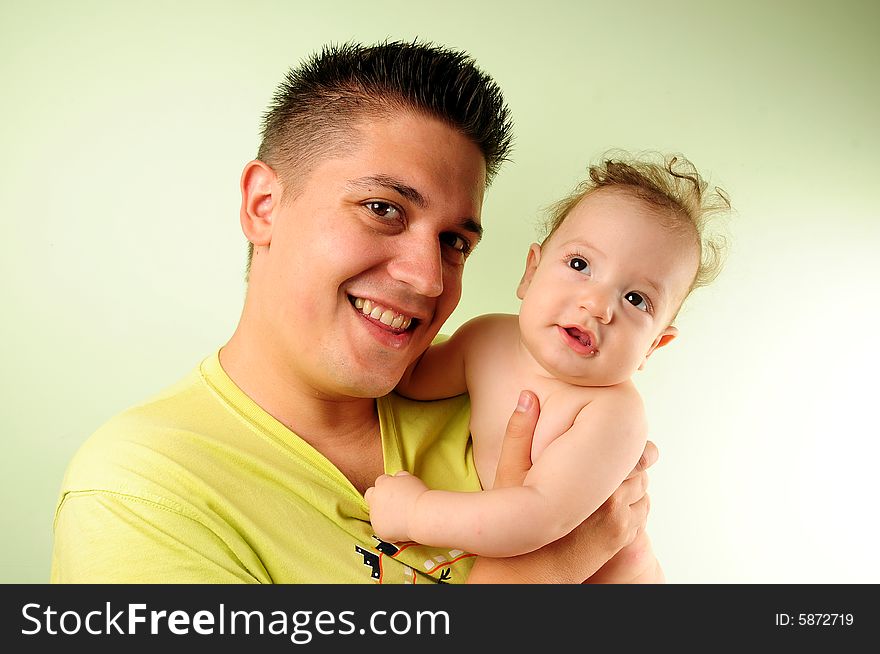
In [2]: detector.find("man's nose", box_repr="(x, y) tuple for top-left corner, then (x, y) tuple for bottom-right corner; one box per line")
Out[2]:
(387, 235), (444, 298)
(580, 285), (613, 324)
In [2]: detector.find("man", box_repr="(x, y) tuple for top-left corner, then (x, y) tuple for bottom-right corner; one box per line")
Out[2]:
(52, 41), (655, 583)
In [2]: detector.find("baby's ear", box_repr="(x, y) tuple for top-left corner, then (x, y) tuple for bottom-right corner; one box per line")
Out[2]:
(516, 243), (542, 299)
(638, 326), (678, 370)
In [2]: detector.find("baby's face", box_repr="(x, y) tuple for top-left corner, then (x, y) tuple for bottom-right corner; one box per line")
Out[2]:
(516, 188), (699, 386)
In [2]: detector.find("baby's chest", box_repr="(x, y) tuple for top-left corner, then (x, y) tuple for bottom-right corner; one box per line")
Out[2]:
(529, 390), (592, 462)
(469, 385), (591, 487)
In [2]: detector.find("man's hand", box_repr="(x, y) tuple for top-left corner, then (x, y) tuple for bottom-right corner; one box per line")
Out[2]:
(468, 390), (658, 583)
(365, 471), (429, 543)
(492, 390), (541, 489)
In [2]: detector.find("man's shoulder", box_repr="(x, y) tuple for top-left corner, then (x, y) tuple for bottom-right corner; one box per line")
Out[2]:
(384, 392), (479, 492)
(59, 362), (217, 496)
(385, 391), (471, 432)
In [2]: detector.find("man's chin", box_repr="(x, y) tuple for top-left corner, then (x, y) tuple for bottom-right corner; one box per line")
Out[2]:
(345, 343), (429, 398)
(331, 367), (403, 400)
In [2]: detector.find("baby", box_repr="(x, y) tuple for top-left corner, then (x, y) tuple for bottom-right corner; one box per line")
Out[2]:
(366, 153), (729, 582)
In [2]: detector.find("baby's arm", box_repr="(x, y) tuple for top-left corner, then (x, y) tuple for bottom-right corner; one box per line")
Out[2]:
(396, 315), (505, 400)
(366, 383), (649, 558)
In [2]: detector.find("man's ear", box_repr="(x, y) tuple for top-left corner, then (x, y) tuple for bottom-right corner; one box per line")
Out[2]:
(516, 243), (542, 300)
(240, 160), (281, 248)
(638, 325), (678, 370)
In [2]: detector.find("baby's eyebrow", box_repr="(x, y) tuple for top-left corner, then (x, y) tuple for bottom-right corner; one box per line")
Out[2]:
(642, 277), (671, 305)
(563, 238), (667, 297)
(348, 175), (427, 209)
(559, 238), (605, 259)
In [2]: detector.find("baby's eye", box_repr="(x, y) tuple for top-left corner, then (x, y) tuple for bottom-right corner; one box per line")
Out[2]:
(365, 201), (401, 220)
(625, 291), (649, 312)
(568, 257), (590, 274)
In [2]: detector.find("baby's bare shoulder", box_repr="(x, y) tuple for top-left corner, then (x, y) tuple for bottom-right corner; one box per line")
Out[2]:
(455, 313), (519, 349)
(573, 380), (645, 421)
(459, 313), (517, 335)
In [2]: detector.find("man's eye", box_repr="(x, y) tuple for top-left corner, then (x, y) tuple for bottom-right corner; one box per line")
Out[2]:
(625, 291), (649, 312)
(440, 232), (470, 254)
(365, 201), (401, 220)
(568, 257), (590, 274)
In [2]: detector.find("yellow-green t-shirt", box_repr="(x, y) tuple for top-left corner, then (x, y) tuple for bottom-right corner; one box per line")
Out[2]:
(51, 352), (480, 583)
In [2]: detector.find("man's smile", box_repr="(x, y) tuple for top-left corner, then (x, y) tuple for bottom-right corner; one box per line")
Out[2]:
(348, 295), (419, 334)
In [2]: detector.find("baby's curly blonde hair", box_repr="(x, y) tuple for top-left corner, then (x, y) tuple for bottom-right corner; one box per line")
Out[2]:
(542, 151), (731, 294)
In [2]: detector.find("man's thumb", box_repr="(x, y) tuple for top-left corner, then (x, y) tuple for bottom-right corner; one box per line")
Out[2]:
(493, 390), (539, 489)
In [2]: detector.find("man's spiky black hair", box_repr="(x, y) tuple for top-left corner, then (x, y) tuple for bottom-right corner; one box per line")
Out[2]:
(257, 40), (514, 185)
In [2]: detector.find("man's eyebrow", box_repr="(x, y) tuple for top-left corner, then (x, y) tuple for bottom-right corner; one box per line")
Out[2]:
(348, 175), (427, 209)
(459, 218), (483, 241)
(348, 174), (483, 240)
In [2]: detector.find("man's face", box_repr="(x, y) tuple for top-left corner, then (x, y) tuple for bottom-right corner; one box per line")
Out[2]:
(516, 189), (698, 386)
(249, 112), (487, 399)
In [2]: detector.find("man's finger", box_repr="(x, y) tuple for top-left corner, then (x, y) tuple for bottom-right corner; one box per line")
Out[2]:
(626, 440), (659, 479)
(492, 391), (540, 489)
(630, 493), (651, 534)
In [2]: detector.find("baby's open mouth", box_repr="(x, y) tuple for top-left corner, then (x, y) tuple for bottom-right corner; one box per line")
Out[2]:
(559, 325), (598, 355)
(565, 326), (592, 348)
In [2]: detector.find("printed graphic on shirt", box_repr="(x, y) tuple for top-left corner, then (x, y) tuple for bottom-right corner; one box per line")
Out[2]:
(356, 536), (475, 584)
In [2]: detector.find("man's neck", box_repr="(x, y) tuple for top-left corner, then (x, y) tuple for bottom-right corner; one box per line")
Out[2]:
(218, 331), (381, 453)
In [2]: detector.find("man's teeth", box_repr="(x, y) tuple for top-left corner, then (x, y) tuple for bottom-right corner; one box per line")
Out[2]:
(353, 297), (413, 330)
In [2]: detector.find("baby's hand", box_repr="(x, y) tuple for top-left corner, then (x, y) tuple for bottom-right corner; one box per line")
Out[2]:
(364, 471), (429, 543)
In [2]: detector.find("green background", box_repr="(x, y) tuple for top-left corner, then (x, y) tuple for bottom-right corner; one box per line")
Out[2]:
(2, 0), (878, 583)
